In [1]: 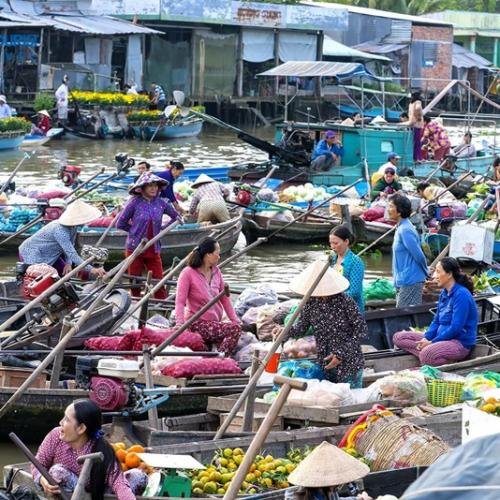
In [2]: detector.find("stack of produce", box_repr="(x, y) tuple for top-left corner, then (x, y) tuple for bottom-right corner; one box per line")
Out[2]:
(0, 207), (41, 233)
(477, 397), (500, 416)
(188, 447), (300, 496)
(278, 184), (328, 204)
(283, 336), (316, 359)
(111, 442), (153, 473)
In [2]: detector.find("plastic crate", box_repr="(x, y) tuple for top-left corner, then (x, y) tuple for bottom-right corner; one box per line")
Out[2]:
(426, 379), (464, 407)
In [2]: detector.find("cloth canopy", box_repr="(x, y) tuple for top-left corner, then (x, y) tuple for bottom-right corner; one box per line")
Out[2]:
(258, 61), (381, 81)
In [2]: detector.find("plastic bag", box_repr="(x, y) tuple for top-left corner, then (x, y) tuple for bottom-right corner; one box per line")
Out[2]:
(241, 306), (261, 325)
(377, 371), (428, 406)
(363, 278), (396, 301)
(234, 285), (279, 317)
(287, 379), (353, 407)
(462, 371), (500, 401)
(277, 359), (324, 380)
(161, 358), (242, 378)
(282, 336), (317, 359)
(272, 299), (299, 324)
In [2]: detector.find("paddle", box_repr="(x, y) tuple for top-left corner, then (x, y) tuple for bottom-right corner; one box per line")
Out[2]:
(214, 259), (331, 439)
(149, 117), (165, 143)
(0, 150), (33, 196)
(357, 171), (474, 258)
(0, 166), (105, 247)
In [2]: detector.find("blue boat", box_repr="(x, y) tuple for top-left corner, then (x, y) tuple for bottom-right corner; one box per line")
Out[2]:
(21, 128), (65, 148)
(133, 118), (203, 140)
(0, 131), (25, 150)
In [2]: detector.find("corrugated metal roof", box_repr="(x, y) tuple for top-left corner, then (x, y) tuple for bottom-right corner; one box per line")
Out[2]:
(453, 43), (492, 69)
(46, 15), (162, 35)
(354, 41), (407, 54)
(301, 1), (453, 26)
(258, 61), (381, 81)
(0, 20), (46, 28)
(323, 36), (391, 62)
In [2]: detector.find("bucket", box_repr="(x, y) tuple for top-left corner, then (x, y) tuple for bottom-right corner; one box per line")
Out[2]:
(265, 351), (281, 373)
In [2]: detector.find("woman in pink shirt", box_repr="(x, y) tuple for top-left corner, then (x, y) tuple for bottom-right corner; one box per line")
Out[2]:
(33, 399), (141, 499)
(175, 237), (241, 355)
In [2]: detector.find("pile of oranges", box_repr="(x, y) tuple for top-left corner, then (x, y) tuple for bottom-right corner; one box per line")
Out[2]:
(111, 442), (153, 473)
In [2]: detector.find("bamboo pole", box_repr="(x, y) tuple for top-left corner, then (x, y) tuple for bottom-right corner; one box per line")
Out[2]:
(0, 240), (147, 419)
(0, 257), (95, 335)
(214, 259), (331, 440)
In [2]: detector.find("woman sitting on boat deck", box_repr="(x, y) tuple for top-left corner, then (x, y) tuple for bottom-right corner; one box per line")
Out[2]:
(329, 225), (365, 312)
(116, 172), (180, 300)
(175, 237), (241, 356)
(31, 110), (52, 136)
(371, 166), (403, 201)
(393, 257), (477, 366)
(189, 174), (231, 224)
(33, 400), (141, 499)
(19, 200), (106, 279)
(274, 260), (367, 388)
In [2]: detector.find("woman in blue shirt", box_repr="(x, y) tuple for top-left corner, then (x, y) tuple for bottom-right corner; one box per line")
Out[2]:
(388, 193), (428, 307)
(329, 225), (365, 312)
(393, 257), (477, 366)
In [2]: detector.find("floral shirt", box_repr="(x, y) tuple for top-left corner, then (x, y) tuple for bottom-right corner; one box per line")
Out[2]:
(189, 182), (229, 214)
(116, 195), (178, 253)
(287, 294), (367, 382)
(32, 428), (135, 500)
(422, 121), (451, 152)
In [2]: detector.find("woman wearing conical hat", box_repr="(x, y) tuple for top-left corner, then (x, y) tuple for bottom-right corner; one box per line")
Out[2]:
(274, 259), (367, 388)
(19, 200), (105, 278)
(189, 174), (230, 224)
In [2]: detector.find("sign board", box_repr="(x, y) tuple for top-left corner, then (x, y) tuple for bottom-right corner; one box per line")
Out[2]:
(137, 453), (205, 470)
(462, 405), (500, 444)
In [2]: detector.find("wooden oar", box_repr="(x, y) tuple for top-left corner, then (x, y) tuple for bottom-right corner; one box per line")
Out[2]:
(95, 208), (122, 247)
(214, 258), (331, 439)
(0, 151), (32, 196)
(0, 239), (148, 419)
(9, 432), (71, 500)
(423, 157), (451, 183)
(149, 118), (165, 143)
(357, 171), (474, 258)
(0, 167), (106, 247)
(429, 195), (492, 268)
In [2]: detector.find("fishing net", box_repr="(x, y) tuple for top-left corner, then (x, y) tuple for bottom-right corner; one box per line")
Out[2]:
(354, 414), (449, 471)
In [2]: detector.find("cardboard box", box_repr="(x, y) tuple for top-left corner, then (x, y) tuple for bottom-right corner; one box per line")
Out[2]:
(449, 225), (494, 264)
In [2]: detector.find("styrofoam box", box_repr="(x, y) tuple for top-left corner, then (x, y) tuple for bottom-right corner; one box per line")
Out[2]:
(97, 358), (140, 379)
(450, 224), (494, 264)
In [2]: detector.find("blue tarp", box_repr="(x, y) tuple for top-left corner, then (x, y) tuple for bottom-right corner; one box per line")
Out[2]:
(401, 433), (500, 499)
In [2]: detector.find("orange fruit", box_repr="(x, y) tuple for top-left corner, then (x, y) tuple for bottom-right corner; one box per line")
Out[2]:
(120, 462), (129, 472)
(125, 452), (141, 469)
(127, 444), (145, 454)
(115, 449), (127, 463)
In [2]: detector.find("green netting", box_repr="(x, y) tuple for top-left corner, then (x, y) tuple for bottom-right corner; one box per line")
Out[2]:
(193, 32), (237, 97)
(144, 38), (191, 95)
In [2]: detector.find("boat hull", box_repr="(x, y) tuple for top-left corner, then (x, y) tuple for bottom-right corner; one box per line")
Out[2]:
(133, 119), (203, 140)
(0, 133), (25, 150)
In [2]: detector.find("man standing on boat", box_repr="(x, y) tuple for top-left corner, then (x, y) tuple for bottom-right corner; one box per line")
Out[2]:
(157, 160), (186, 215)
(310, 130), (344, 171)
(55, 75), (69, 125)
(0, 95), (12, 118)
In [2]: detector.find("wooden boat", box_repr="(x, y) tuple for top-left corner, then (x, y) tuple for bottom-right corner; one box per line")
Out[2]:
(77, 214), (242, 264)
(242, 211), (337, 243)
(21, 128), (65, 147)
(0, 130), (26, 150)
(132, 118), (203, 140)
(0, 214), (243, 263)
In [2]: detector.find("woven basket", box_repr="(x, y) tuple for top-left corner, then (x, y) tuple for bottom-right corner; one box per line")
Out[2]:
(426, 379), (464, 407)
(354, 414), (449, 471)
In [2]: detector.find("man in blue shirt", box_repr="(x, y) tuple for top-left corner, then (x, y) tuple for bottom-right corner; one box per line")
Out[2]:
(156, 161), (185, 214)
(310, 130), (344, 171)
(150, 82), (166, 110)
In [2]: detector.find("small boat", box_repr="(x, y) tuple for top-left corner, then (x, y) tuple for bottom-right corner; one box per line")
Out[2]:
(242, 211), (337, 243)
(21, 128), (65, 147)
(0, 130), (26, 150)
(0, 214), (243, 263)
(77, 214), (243, 264)
(133, 118), (203, 140)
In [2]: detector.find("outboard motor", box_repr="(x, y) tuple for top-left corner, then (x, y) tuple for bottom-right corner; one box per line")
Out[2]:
(58, 165), (82, 187)
(115, 153), (135, 177)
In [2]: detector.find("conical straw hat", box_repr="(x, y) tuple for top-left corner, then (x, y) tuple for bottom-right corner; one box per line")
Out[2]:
(58, 199), (102, 226)
(38, 109), (51, 118)
(289, 259), (349, 297)
(288, 441), (369, 487)
(191, 173), (216, 188)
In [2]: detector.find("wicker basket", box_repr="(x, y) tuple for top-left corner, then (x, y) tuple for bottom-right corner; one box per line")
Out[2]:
(426, 379), (464, 407)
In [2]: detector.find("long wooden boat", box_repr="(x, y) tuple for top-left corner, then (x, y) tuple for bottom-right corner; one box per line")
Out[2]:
(0, 131), (25, 150)
(0, 214), (243, 264)
(132, 118), (203, 140)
